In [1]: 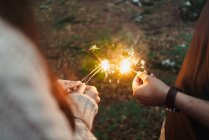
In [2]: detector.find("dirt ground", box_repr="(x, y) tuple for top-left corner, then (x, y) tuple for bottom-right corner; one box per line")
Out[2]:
(32, 0), (195, 139)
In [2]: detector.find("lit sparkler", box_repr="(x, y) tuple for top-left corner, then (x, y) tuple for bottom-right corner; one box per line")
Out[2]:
(89, 45), (100, 51)
(119, 58), (131, 74)
(82, 40), (146, 83)
(81, 60), (110, 84)
(101, 60), (110, 71)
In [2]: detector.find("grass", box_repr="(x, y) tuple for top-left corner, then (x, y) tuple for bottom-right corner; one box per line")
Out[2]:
(94, 100), (165, 140)
(54, 15), (82, 28)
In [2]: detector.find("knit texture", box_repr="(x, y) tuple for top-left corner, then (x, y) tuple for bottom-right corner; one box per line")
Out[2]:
(70, 93), (98, 129)
(0, 18), (97, 140)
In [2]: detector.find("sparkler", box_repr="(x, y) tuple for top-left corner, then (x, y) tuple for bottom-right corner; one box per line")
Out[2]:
(101, 60), (110, 71)
(89, 45), (100, 51)
(81, 65), (101, 82)
(81, 41), (146, 84)
(119, 58), (139, 74)
(82, 57), (145, 83)
(119, 58), (131, 74)
(85, 67), (102, 84)
(81, 60), (110, 84)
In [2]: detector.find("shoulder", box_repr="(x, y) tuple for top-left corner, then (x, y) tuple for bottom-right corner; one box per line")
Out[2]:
(0, 19), (74, 139)
(0, 18), (44, 72)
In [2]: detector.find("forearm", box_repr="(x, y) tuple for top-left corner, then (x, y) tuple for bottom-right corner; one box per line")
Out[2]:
(175, 92), (209, 128)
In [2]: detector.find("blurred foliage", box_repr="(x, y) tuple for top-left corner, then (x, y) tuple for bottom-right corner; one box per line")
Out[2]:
(180, 0), (207, 21)
(147, 33), (192, 72)
(79, 56), (98, 75)
(54, 15), (82, 28)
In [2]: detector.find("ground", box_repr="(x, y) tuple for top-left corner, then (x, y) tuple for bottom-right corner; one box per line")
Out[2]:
(32, 0), (195, 139)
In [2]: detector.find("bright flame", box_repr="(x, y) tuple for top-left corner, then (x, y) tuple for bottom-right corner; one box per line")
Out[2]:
(141, 60), (145, 66)
(101, 60), (110, 71)
(120, 58), (131, 74)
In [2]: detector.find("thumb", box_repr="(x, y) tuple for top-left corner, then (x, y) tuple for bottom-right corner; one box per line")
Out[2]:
(132, 75), (143, 90)
(137, 71), (149, 83)
(133, 75), (142, 86)
(77, 83), (86, 94)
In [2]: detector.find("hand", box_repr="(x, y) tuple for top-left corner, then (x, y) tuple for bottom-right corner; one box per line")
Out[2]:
(132, 71), (170, 106)
(57, 79), (82, 93)
(84, 86), (100, 104)
(75, 83), (87, 94)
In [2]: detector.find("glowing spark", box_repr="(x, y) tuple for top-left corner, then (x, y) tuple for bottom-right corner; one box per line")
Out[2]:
(89, 45), (100, 51)
(141, 60), (145, 66)
(140, 59), (146, 69)
(101, 60), (110, 71)
(120, 58), (131, 74)
(133, 59), (139, 65)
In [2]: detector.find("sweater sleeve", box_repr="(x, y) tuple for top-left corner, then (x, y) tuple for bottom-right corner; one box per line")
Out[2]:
(69, 94), (98, 140)
(69, 94), (98, 129)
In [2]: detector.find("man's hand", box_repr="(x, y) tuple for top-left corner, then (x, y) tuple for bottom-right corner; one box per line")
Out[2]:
(132, 71), (169, 106)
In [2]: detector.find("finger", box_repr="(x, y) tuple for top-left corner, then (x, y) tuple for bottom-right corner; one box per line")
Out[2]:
(65, 81), (82, 89)
(67, 89), (72, 93)
(85, 85), (91, 90)
(137, 71), (149, 83)
(150, 73), (156, 78)
(77, 83), (86, 94)
(133, 84), (146, 98)
(96, 96), (100, 104)
(86, 85), (98, 92)
(73, 87), (78, 91)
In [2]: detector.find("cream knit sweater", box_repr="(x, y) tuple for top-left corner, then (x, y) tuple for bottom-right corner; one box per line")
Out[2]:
(0, 18), (97, 140)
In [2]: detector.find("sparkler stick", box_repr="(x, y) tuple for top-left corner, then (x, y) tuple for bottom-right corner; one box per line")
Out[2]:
(81, 65), (101, 82)
(85, 67), (102, 84)
(131, 34), (140, 49)
(131, 68), (137, 74)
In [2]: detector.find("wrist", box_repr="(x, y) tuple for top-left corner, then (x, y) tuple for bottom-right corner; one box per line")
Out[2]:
(165, 87), (180, 112)
(162, 86), (170, 105)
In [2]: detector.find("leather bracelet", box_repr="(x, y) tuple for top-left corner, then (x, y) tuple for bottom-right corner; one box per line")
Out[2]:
(165, 87), (180, 112)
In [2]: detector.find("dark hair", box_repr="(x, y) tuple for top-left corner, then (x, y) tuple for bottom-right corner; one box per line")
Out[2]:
(0, 0), (75, 130)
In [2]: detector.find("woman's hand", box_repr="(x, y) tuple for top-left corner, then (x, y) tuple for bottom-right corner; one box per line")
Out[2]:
(57, 79), (82, 93)
(132, 71), (170, 106)
(84, 86), (100, 104)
